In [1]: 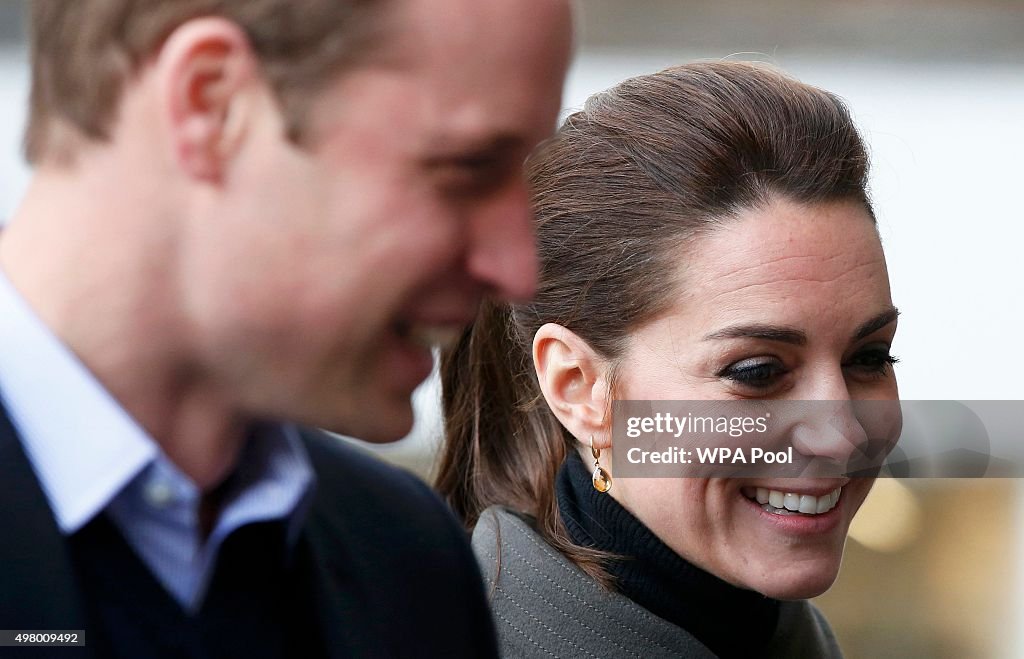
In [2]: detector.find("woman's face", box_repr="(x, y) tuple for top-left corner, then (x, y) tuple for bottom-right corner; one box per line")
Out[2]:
(604, 197), (898, 599)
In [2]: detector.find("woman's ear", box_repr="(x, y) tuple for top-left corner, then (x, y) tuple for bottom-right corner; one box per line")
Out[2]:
(533, 323), (611, 447)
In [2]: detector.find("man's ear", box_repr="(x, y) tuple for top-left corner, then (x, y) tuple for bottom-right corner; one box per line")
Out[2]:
(155, 17), (263, 182)
(533, 323), (612, 448)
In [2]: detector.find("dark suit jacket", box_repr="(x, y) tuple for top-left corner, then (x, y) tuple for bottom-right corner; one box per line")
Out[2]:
(0, 403), (497, 658)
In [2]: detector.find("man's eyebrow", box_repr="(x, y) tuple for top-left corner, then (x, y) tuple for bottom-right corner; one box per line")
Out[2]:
(426, 132), (524, 156)
(852, 307), (900, 342)
(703, 325), (808, 346)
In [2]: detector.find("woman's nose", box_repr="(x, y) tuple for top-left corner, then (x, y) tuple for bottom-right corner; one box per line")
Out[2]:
(790, 400), (871, 466)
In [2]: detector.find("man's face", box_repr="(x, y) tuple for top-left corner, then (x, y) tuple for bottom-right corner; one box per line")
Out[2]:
(184, 0), (573, 440)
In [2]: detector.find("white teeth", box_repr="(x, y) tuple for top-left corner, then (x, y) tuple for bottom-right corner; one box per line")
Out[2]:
(408, 325), (463, 350)
(749, 486), (842, 516)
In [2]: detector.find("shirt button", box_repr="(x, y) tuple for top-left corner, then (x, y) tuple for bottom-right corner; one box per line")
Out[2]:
(144, 480), (175, 508)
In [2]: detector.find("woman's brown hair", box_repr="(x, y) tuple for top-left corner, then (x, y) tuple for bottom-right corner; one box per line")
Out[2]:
(437, 61), (873, 581)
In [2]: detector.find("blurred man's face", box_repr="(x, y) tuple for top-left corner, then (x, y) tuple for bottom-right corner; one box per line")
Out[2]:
(183, 0), (573, 440)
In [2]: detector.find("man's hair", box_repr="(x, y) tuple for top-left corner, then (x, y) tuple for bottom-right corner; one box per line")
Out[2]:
(26, 0), (391, 164)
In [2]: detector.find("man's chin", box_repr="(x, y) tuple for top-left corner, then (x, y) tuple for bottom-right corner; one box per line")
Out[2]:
(321, 400), (416, 444)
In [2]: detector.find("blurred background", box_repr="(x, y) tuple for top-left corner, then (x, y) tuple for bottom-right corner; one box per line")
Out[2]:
(1, 1), (1022, 656)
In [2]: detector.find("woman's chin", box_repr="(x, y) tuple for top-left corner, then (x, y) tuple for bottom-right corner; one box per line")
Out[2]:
(758, 574), (839, 601)
(737, 557), (843, 601)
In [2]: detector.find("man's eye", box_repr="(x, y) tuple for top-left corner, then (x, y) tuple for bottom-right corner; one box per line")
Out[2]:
(453, 155), (500, 171)
(719, 357), (788, 390)
(434, 155), (503, 187)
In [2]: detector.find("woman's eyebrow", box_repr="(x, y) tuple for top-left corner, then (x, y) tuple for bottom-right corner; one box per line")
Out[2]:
(852, 307), (900, 342)
(703, 325), (807, 345)
(702, 307), (900, 346)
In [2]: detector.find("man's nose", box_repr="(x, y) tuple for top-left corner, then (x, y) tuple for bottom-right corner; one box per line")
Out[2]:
(464, 183), (537, 303)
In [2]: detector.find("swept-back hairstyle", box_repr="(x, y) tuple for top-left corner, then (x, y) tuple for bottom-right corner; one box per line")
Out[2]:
(437, 61), (873, 581)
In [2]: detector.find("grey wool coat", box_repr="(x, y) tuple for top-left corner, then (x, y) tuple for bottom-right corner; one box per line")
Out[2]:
(472, 506), (844, 659)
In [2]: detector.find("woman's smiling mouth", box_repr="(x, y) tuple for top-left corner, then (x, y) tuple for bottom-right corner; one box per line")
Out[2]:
(741, 486), (842, 516)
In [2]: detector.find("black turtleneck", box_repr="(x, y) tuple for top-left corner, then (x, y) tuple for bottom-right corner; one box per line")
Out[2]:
(556, 451), (780, 659)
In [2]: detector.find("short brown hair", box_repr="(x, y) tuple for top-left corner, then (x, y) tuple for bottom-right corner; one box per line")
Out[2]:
(438, 61), (874, 583)
(26, 0), (392, 164)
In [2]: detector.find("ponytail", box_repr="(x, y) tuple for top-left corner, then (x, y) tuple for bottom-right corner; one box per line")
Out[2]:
(437, 300), (564, 528)
(436, 299), (616, 585)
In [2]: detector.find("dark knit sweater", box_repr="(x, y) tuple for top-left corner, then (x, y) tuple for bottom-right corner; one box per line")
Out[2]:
(66, 514), (323, 659)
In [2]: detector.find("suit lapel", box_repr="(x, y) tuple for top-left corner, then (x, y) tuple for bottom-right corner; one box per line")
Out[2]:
(0, 402), (93, 657)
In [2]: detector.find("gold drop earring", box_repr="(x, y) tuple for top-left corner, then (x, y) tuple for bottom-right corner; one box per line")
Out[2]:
(590, 435), (612, 493)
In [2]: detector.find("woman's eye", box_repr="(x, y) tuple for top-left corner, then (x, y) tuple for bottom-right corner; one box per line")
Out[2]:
(719, 357), (788, 390)
(845, 346), (899, 377)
